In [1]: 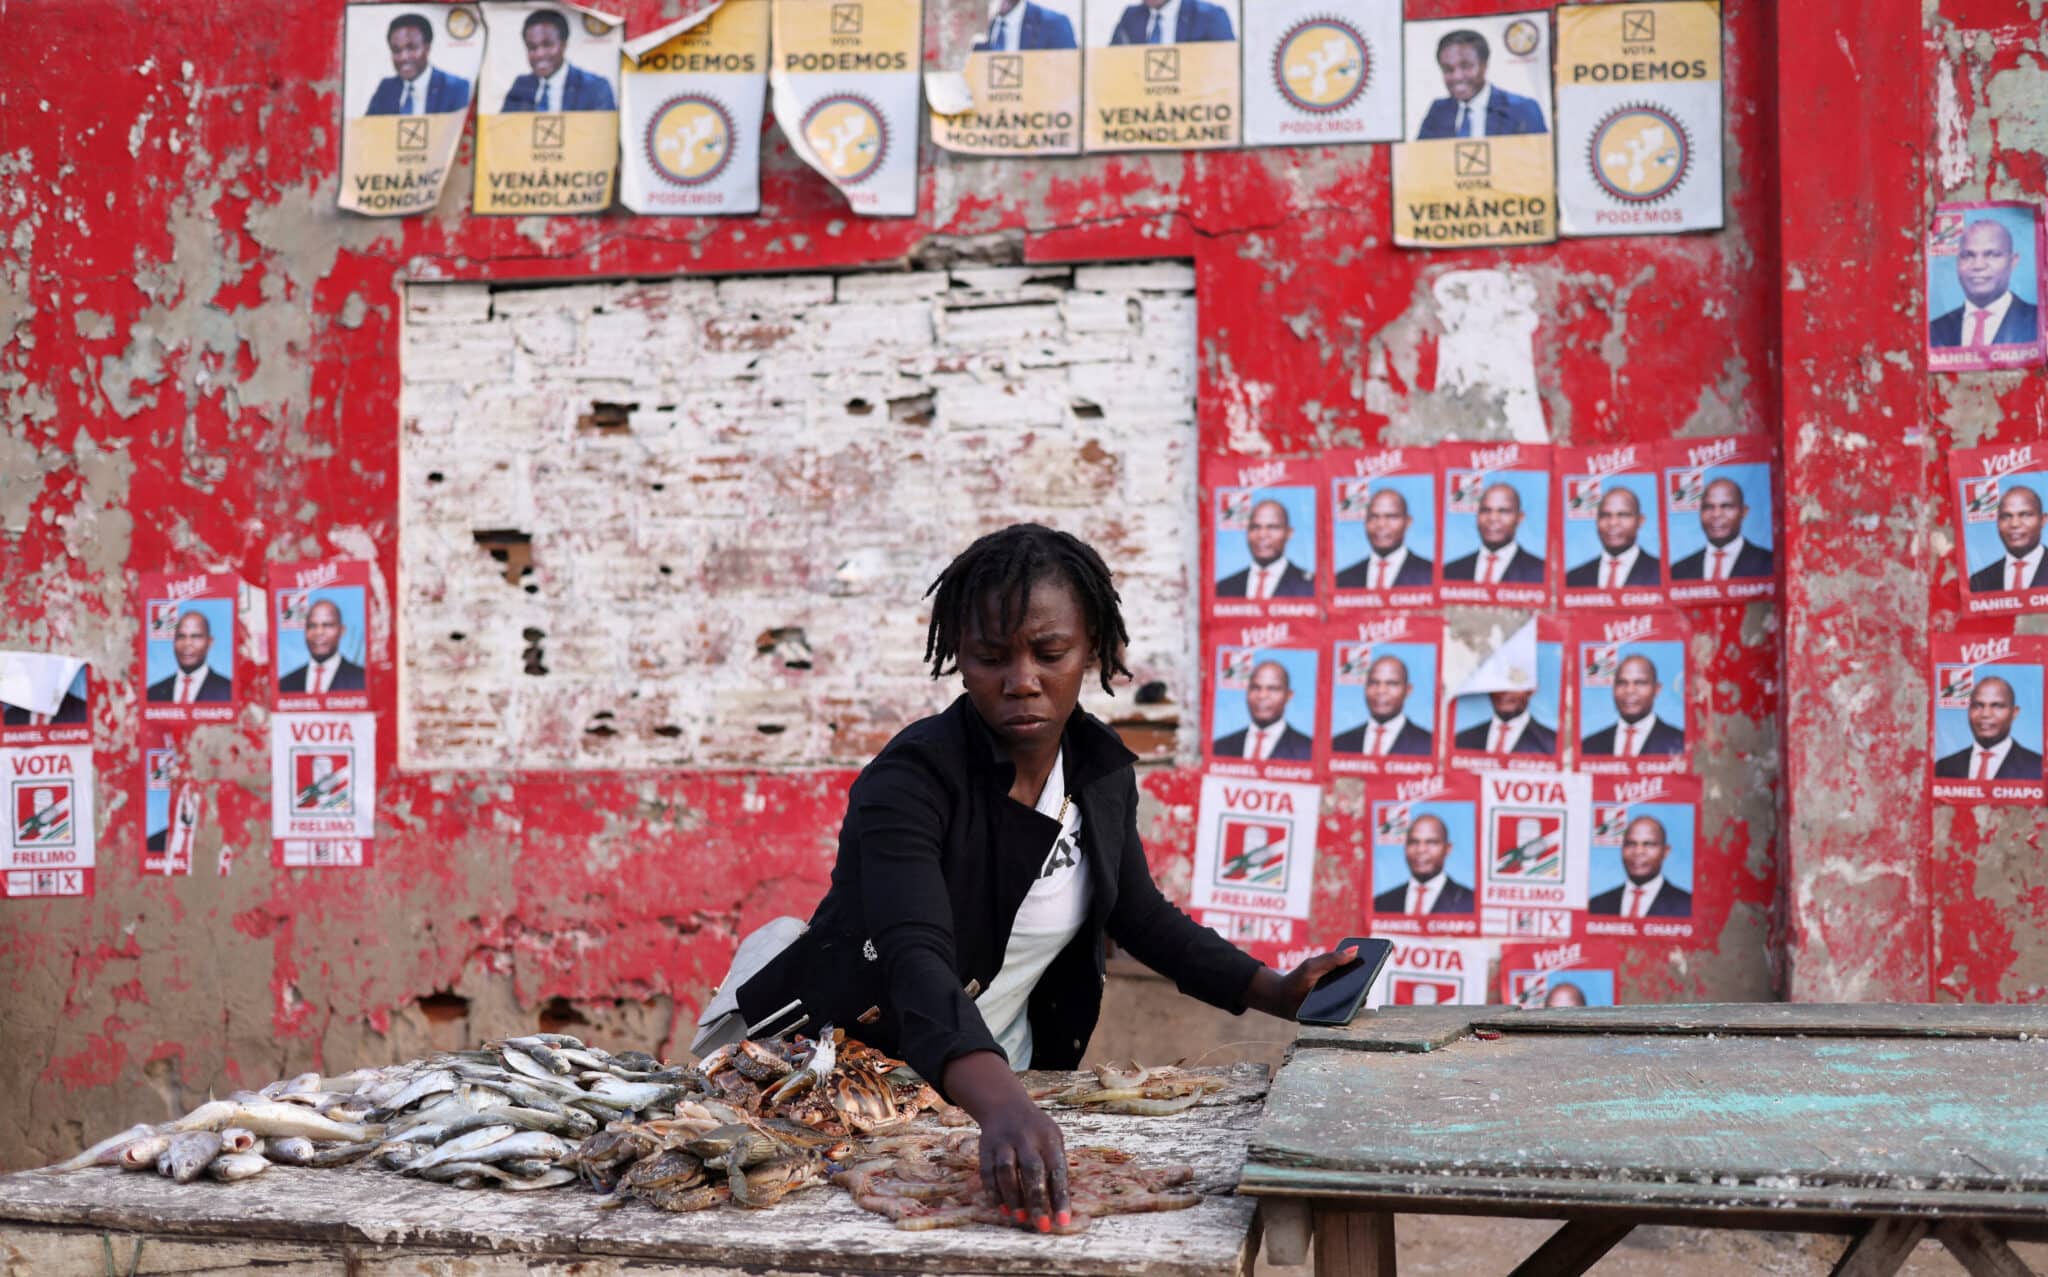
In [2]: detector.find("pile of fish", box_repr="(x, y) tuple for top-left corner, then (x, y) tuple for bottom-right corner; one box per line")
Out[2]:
(1038, 1062), (1227, 1115)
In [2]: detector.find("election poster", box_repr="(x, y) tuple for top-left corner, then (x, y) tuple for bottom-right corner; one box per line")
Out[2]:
(1477, 769), (1590, 939)
(1082, 0), (1241, 153)
(1327, 615), (1442, 779)
(1446, 615), (1567, 776)
(1570, 610), (1691, 778)
(273, 714), (378, 868)
(1190, 773), (1321, 968)
(1926, 201), (2048, 374)
(1929, 631), (2048, 808)
(1949, 440), (2048, 616)
(1584, 773), (1700, 940)
(1501, 938), (1623, 1007)
(143, 731), (197, 877)
(339, 4), (486, 216)
(1393, 13), (1556, 249)
(1205, 620), (1322, 783)
(3, 742), (94, 900)
(1662, 434), (1776, 605)
(1557, 442), (1666, 609)
(1327, 446), (1438, 611)
(1241, 0), (1401, 148)
(271, 560), (375, 713)
(1556, 1), (1724, 237)
(772, 0), (924, 216)
(1366, 774), (1479, 937)
(473, 3), (623, 216)
(1365, 935), (1492, 1007)
(139, 573), (241, 726)
(930, 0), (1084, 156)
(0, 653), (90, 747)
(1205, 455), (1321, 620)
(1439, 442), (1553, 608)
(620, 0), (771, 215)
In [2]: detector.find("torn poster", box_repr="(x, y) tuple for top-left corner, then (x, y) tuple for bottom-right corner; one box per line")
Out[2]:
(930, 0), (1083, 156)
(1082, 0), (1240, 152)
(3, 742), (95, 899)
(771, 0), (923, 215)
(139, 573), (240, 726)
(473, 2), (624, 215)
(1242, 0), (1400, 148)
(143, 731), (197, 877)
(1393, 12), (1556, 248)
(273, 714), (378, 868)
(1477, 768), (1590, 939)
(340, 3), (486, 216)
(272, 560), (375, 713)
(621, 0), (770, 215)
(1446, 615), (1567, 776)
(0, 654), (90, 747)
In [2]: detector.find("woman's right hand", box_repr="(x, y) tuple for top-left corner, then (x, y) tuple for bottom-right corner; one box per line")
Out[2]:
(941, 1050), (1070, 1231)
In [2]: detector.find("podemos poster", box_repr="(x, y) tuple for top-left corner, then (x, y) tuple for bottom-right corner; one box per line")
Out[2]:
(772, 0), (924, 216)
(1241, 0), (1401, 148)
(620, 0), (771, 215)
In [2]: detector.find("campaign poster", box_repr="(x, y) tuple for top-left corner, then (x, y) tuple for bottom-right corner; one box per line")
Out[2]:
(1663, 435), (1776, 605)
(272, 560), (375, 713)
(272, 714), (378, 868)
(1501, 938), (1621, 1007)
(1447, 615), (1567, 776)
(1583, 773), (1700, 940)
(1328, 616), (1442, 779)
(1366, 774), (1479, 937)
(932, 0), (1084, 156)
(2, 743), (95, 899)
(620, 0), (771, 215)
(1929, 632), (2047, 807)
(473, 3), (623, 216)
(143, 732), (197, 877)
(1477, 769), (1590, 939)
(772, 0), (924, 216)
(1327, 446), (1437, 611)
(339, 3), (486, 216)
(1199, 911), (1305, 971)
(1392, 12), (1556, 249)
(1439, 442), (1553, 608)
(1364, 935), (1492, 1008)
(1205, 455), (1321, 620)
(139, 573), (240, 726)
(1571, 610), (1690, 777)
(1558, 442), (1665, 609)
(1556, 2), (1724, 237)
(0, 656), (90, 748)
(1241, 0), (1401, 148)
(1082, 0), (1241, 153)
(1206, 622), (1322, 783)
(1948, 441), (2048, 617)
(1189, 773), (1320, 945)
(1926, 201), (2048, 374)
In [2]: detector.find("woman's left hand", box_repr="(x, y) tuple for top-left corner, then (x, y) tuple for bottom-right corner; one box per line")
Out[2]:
(1245, 945), (1359, 1020)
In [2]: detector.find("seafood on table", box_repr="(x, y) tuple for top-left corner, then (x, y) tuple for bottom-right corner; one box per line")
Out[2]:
(1037, 1060), (1227, 1115)
(834, 1130), (1203, 1232)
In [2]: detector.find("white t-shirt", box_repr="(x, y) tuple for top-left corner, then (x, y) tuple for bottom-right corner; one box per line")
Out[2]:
(976, 750), (1089, 1069)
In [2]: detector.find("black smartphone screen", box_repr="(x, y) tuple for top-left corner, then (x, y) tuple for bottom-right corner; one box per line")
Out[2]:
(1295, 937), (1395, 1026)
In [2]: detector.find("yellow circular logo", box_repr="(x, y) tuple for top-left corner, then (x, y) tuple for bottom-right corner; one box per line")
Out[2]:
(1503, 19), (1541, 57)
(1590, 105), (1689, 202)
(582, 13), (614, 36)
(801, 95), (888, 185)
(647, 95), (735, 186)
(1274, 18), (1368, 114)
(444, 7), (478, 40)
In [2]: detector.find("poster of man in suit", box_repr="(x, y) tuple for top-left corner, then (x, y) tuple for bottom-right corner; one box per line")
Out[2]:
(0, 660), (89, 748)
(139, 575), (240, 727)
(1369, 779), (1479, 937)
(1394, 13), (1556, 247)
(340, 6), (485, 217)
(932, 0), (1085, 157)
(1439, 442), (1553, 608)
(1329, 447), (1437, 610)
(473, 2), (623, 216)
(1559, 444), (1664, 609)
(1207, 628), (1320, 784)
(1663, 435), (1777, 607)
(1447, 616), (1565, 776)
(1206, 456), (1321, 619)
(1573, 613), (1691, 778)
(1586, 775), (1701, 937)
(1083, 0), (1241, 151)
(1328, 617), (1441, 779)
(1947, 442), (2048, 619)
(1926, 201), (2047, 373)
(1929, 633), (2048, 807)
(272, 561), (376, 712)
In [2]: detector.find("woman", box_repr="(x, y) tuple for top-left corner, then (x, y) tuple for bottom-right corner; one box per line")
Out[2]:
(724, 524), (1354, 1231)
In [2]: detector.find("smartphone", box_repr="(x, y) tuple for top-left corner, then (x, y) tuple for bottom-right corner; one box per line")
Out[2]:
(1294, 937), (1396, 1026)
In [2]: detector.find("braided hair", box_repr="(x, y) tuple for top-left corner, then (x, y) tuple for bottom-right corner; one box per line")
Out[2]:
(923, 524), (1132, 693)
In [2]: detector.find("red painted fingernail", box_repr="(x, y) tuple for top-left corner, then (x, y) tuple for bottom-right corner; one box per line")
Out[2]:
(1037, 1215), (1052, 1233)
(1057, 1210), (1072, 1227)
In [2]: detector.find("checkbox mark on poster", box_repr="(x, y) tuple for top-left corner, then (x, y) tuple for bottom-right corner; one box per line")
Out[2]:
(396, 118), (428, 151)
(1455, 141), (1491, 176)
(831, 3), (863, 35)
(1144, 47), (1179, 83)
(532, 115), (565, 148)
(989, 55), (1023, 89)
(1622, 9), (1655, 41)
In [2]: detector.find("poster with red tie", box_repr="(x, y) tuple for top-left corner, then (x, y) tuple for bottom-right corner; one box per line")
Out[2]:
(1925, 201), (2048, 375)
(1948, 440), (2048, 618)
(271, 561), (376, 712)
(1662, 434), (1777, 606)
(1364, 936), (1493, 1008)
(1557, 442), (1666, 609)
(1477, 769), (1590, 939)
(1446, 614), (1568, 776)
(1366, 773), (1479, 937)
(2, 742), (95, 899)
(1582, 773), (1700, 940)
(142, 729), (197, 877)
(1205, 618), (1323, 783)
(1438, 442), (1553, 608)
(1326, 446), (1438, 612)
(1327, 615), (1442, 779)
(1188, 772), (1321, 967)
(271, 713), (378, 867)
(139, 573), (241, 726)
(1204, 455), (1322, 622)
(1928, 631), (2048, 807)
(1569, 610), (1691, 778)
(1500, 937), (1624, 1007)
(0, 659), (90, 747)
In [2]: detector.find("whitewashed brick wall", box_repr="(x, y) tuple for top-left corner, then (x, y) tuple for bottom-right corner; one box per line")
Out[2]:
(400, 263), (1199, 770)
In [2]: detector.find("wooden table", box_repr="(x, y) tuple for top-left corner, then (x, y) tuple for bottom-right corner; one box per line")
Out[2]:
(0, 1065), (1265, 1276)
(1239, 1005), (2048, 1277)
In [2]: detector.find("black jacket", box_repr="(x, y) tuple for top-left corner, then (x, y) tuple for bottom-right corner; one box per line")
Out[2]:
(737, 696), (1263, 1088)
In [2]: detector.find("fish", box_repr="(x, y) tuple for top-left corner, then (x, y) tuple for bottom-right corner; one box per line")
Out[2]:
(583, 1076), (682, 1110)
(41, 1123), (156, 1174)
(183, 1101), (375, 1143)
(503, 1038), (573, 1074)
(266, 1137), (317, 1166)
(118, 1134), (174, 1170)
(437, 1105), (593, 1143)
(440, 1163), (578, 1191)
(168, 1101), (239, 1134)
(500, 1048), (559, 1084)
(218, 1128), (260, 1155)
(404, 1125), (516, 1173)
(367, 1068), (457, 1119)
(263, 1072), (324, 1099)
(310, 1140), (382, 1167)
(208, 1152), (271, 1182)
(376, 1142), (429, 1170)
(158, 1132), (223, 1183)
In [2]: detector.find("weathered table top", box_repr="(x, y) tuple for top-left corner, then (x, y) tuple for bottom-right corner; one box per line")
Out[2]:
(0, 1065), (1266, 1277)
(1244, 1005), (2048, 1223)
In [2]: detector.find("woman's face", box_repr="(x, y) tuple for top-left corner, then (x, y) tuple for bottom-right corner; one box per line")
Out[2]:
(961, 577), (1092, 752)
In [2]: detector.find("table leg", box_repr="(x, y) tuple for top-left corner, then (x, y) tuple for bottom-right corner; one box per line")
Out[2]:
(1312, 1209), (1395, 1277)
(1262, 1199), (1313, 1268)
(1830, 1219), (1932, 1277)
(1936, 1220), (2039, 1277)
(1505, 1220), (1636, 1277)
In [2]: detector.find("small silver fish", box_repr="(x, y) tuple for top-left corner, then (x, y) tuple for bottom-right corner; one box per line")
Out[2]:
(118, 1133), (173, 1171)
(42, 1123), (156, 1174)
(405, 1124), (517, 1173)
(159, 1132), (224, 1183)
(207, 1151), (270, 1182)
(266, 1137), (317, 1166)
(218, 1127), (259, 1155)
